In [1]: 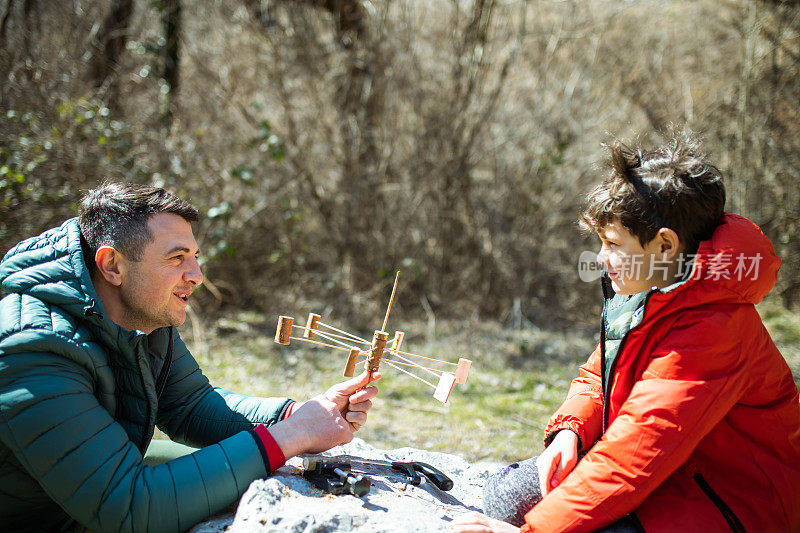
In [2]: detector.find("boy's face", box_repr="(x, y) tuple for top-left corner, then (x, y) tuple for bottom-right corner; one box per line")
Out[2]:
(596, 219), (678, 295)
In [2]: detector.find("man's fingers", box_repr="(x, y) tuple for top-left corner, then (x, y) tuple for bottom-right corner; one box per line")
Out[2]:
(347, 399), (373, 413)
(346, 410), (365, 432)
(345, 410), (367, 426)
(349, 386), (378, 405)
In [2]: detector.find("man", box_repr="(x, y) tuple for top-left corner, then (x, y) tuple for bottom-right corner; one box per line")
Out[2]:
(0, 182), (380, 532)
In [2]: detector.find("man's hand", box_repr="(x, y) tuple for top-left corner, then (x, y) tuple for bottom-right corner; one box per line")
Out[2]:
(268, 371), (381, 458)
(452, 512), (519, 532)
(321, 370), (381, 431)
(536, 429), (579, 497)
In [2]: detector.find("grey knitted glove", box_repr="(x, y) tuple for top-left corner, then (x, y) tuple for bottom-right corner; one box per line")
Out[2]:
(482, 456), (542, 527)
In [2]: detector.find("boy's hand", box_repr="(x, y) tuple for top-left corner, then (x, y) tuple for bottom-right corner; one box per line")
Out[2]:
(536, 429), (579, 497)
(452, 512), (520, 532)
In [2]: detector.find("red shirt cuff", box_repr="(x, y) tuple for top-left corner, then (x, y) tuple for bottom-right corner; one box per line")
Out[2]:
(251, 424), (287, 472)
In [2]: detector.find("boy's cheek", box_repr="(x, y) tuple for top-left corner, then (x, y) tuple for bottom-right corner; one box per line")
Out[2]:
(607, 254), (624, 272)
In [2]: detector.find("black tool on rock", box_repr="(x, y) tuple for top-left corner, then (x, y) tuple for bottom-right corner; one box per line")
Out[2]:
(302, 457), (371, 497)
(304, 456), (453, 492)
(386, 460), (454, 491)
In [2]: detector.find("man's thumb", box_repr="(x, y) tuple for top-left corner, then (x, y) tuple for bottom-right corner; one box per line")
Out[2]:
(340, 370), (382, 392)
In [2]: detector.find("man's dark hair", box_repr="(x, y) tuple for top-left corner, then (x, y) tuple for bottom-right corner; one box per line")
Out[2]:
(579, 130), (726, 255)
(79, 182), (199, 272)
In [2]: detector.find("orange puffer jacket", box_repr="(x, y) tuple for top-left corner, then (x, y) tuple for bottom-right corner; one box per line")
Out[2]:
(523, 214), (800, 532)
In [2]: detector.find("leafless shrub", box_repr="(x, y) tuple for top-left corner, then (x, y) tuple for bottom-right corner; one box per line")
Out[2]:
(1, 0), (798, 326)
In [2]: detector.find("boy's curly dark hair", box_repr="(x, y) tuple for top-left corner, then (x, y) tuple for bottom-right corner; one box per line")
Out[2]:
(579, 130), (726, 255)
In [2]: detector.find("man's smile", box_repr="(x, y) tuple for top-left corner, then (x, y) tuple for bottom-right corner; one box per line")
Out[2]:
(173, 289), (192, 305)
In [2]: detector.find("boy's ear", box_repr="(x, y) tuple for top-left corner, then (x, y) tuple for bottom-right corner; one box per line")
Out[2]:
(95, 246), (126, 286)
(655, 228), (681, 260)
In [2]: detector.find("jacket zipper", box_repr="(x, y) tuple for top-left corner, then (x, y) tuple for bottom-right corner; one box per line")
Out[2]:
(154, 328), (174, 400)
(139, 328), (174, 452)
(694, 473), (746, 533)
(600, 278), (658, 433)
(600, 276), (610, 432)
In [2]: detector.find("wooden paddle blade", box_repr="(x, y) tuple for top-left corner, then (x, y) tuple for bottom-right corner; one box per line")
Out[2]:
(433, 372), (457, 404)
(455, 358), (472, 384)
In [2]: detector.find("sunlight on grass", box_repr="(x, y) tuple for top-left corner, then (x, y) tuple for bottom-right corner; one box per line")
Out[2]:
(175, 313), (595, 462)
(173, 305), (800, 462)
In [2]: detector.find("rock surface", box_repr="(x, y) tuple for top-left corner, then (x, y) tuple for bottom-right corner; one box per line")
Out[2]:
(190, 438), (503, 532)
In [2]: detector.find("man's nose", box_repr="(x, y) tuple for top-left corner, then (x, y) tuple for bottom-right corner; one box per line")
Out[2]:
(185, 257), (204, 286)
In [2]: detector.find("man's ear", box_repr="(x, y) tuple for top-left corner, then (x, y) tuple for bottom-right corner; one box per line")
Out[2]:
(655, 228), (681, 261)
(95, 246), (126, 286)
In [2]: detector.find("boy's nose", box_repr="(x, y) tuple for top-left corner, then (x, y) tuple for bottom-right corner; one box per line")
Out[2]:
(596, 249), (609, 266)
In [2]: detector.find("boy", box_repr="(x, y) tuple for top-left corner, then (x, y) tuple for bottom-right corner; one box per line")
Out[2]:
(454, 132), (800, 532)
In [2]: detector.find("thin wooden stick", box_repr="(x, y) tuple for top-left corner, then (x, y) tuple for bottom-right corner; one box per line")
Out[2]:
(381, 271), (400, 333)
(389, 350), (442, 377)
(293, 324), (372, 347)
(384, 347), (458, 366)
(289, 336), (352, 353)
(314, 329), (371, 346)
(312, 330), (367, 351)
(382, 357), (444, 376)
(316, 322), (371, 345)
(383, 360), (437, 389)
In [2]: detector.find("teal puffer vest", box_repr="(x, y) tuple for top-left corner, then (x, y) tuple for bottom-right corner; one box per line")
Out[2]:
(0, 219), (291, 532)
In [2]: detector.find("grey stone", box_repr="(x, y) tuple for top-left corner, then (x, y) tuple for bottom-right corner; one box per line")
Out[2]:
(190, 439), (504, 532)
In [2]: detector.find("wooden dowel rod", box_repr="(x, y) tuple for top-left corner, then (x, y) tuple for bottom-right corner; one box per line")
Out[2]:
(385, 348), (458, 366)
(383, 360), (437, 389)
(381, 271), (400, 333)
(275, 316), (293, 345)
(304, 313), (321, 339)
(289, 336), (351, 352)
(343, 347), (360, 377)
(316, 322), (371, 345)
(365, 330), (389, 374)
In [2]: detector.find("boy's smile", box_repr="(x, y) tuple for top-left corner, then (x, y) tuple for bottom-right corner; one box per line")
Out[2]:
(596, 219), (681, 295)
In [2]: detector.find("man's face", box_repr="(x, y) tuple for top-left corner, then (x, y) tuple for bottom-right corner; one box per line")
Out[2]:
(596, 219), (665, 295)
(118, 213), (203, 333)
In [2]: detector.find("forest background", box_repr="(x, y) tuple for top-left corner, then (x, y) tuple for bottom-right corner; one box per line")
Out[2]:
(2, 0), (799, 460)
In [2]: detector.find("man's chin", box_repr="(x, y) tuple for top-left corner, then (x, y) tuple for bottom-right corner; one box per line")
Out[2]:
(171, 311), (188, 328)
